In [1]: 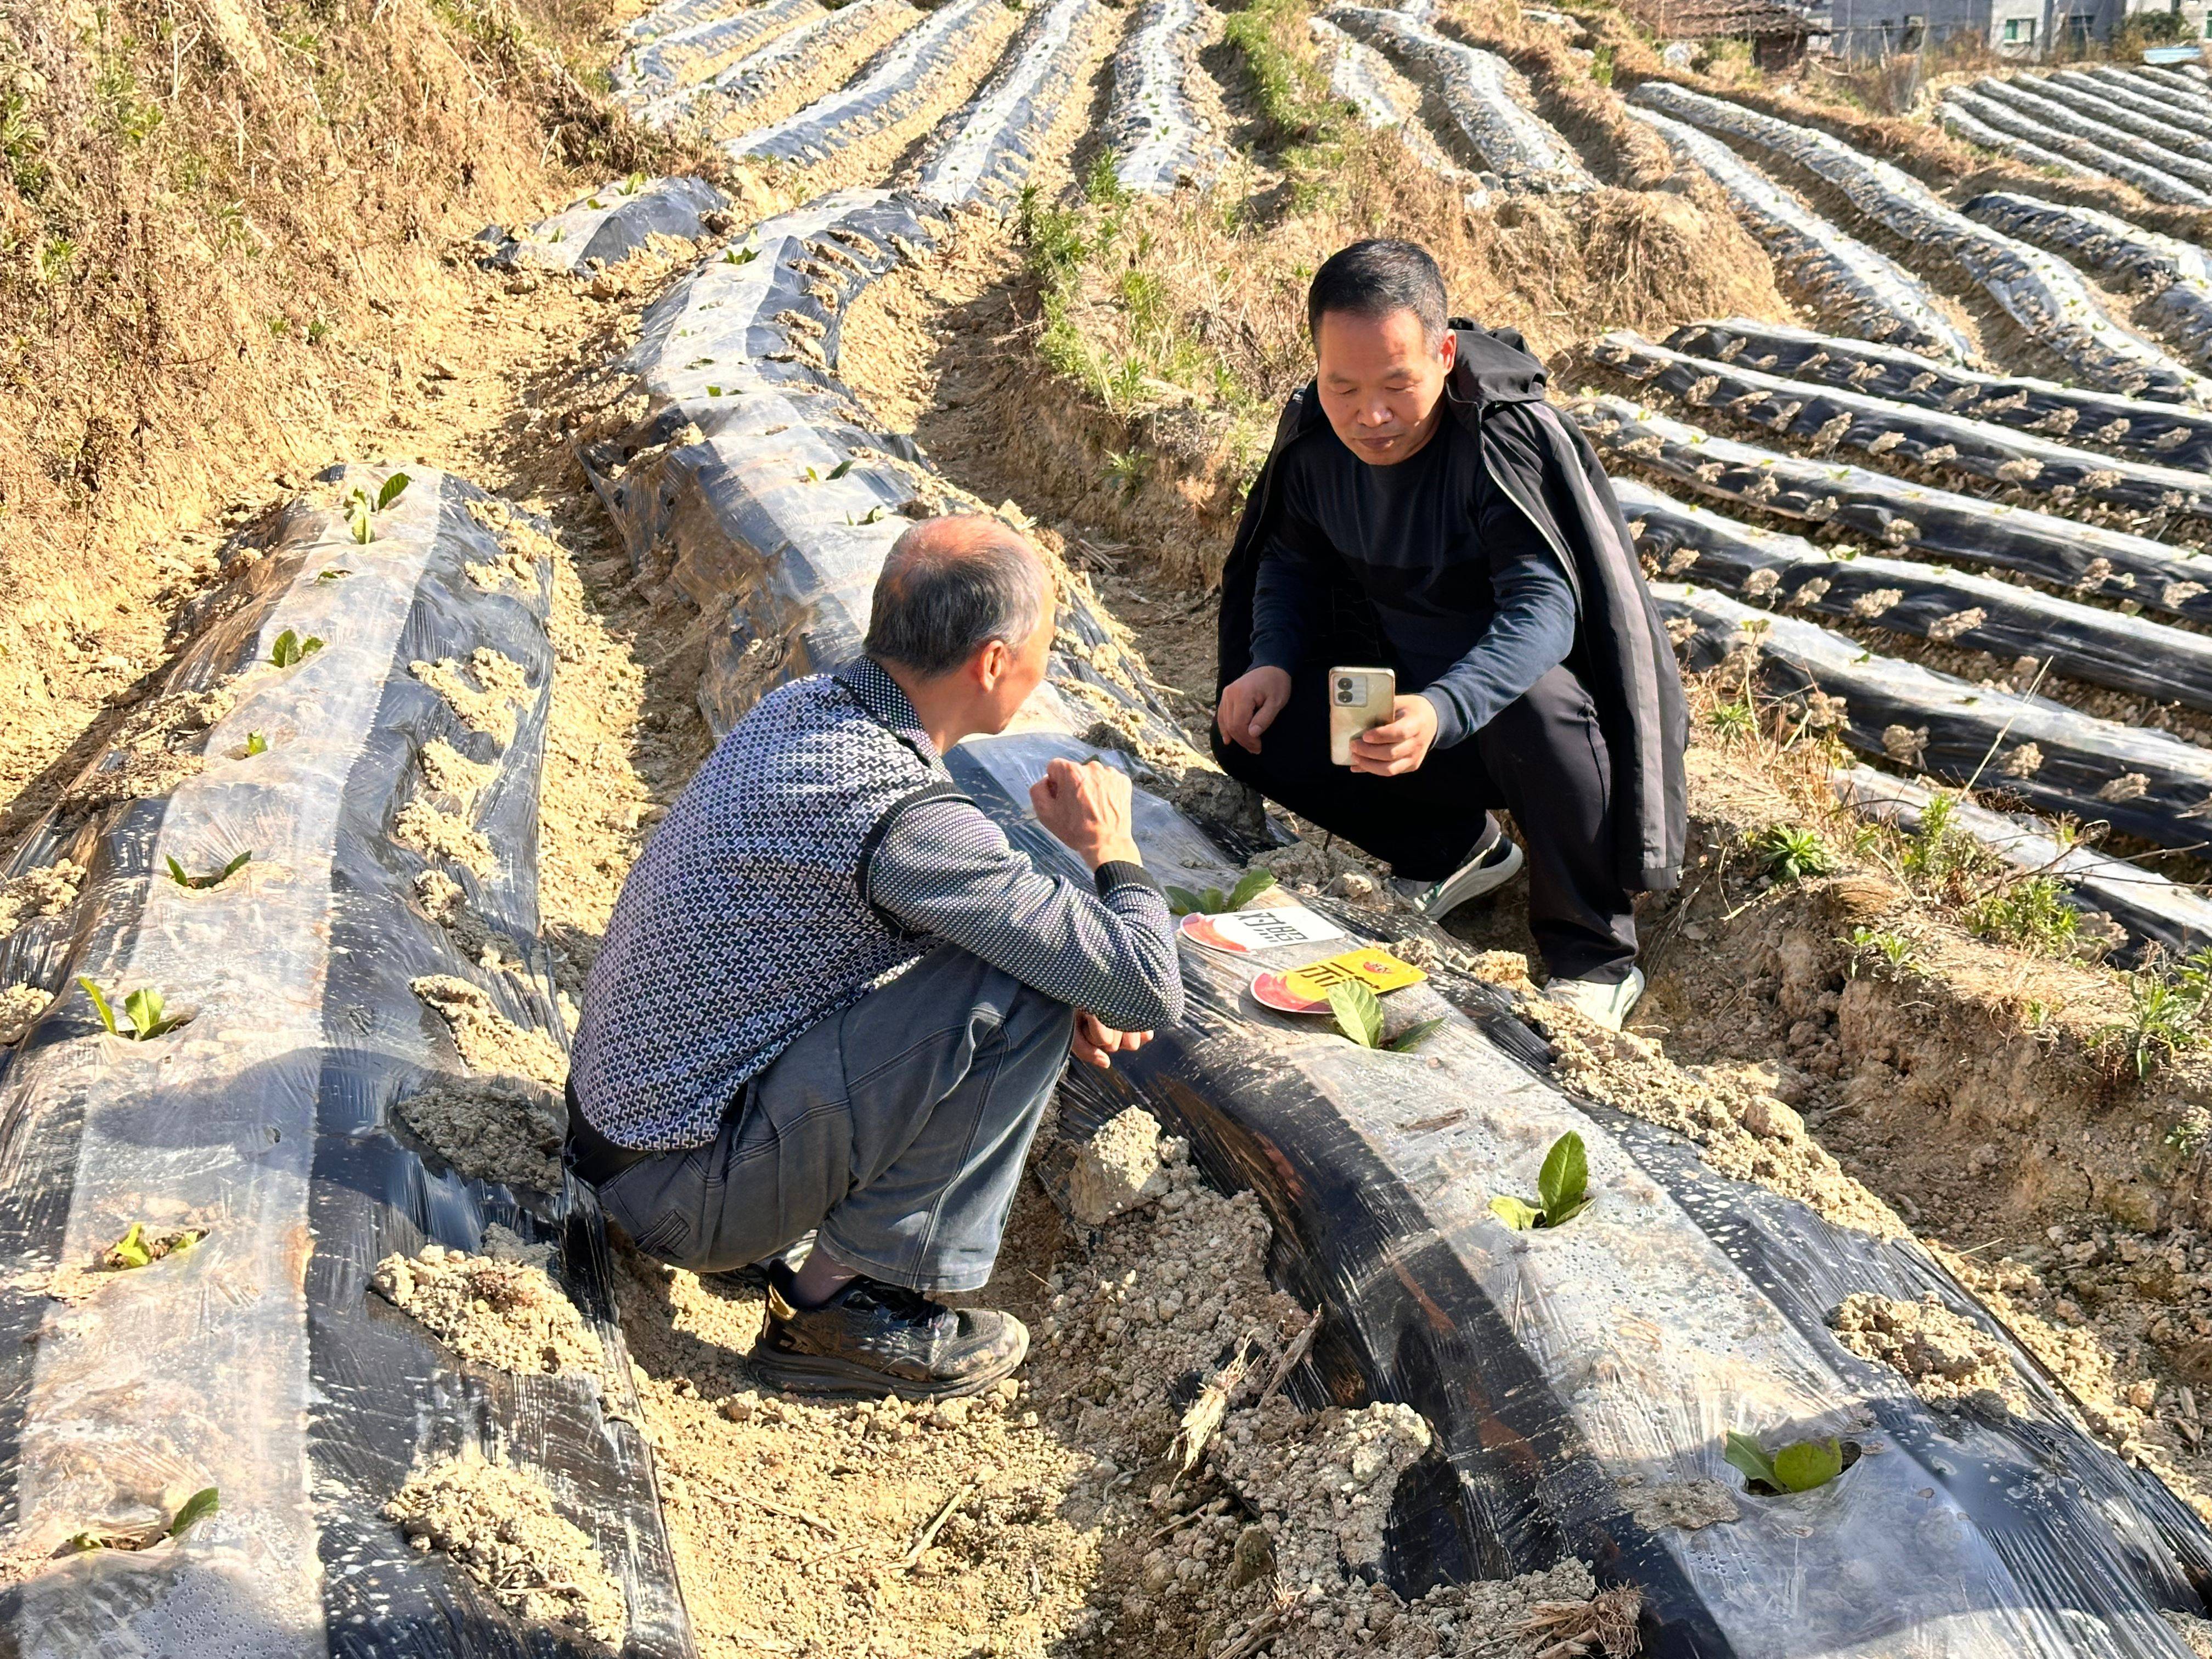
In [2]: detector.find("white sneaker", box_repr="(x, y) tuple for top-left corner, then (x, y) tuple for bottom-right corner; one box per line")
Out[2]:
(1389, 823), (1525, 921)
(1543, 967), (1645, 1032)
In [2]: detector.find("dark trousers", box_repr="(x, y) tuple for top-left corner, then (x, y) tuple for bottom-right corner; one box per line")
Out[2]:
(572, 945), (1074, 1294)
(1213, 663), (1638, 983)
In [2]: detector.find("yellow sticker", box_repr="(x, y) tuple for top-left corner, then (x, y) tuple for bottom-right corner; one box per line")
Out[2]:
(1280, 947), (1427, 1004)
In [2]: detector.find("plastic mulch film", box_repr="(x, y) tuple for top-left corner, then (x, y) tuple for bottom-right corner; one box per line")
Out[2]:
(1662, 580), (2212, 847)
(2016, 71), (2212, 163)
(1977, 76), (2212, 194)
(1105, 0), (1225, 195)
(610, 0), (821, 108)
(1324, 4), (1595, 193)
(1587, 328), (2212, 523)
(1964, 192), (2212, 371)
(2141, 61), (2212, 94)
(588, 182), (2212, 1659)
(1629, 80), (2212, 404)
(0, 470), (690, 1656)
(476, 174), (729, 275)
(1939, 94), (2101, 180)
(1612, 474), (2212, 716)
(619, 0), (744, 44)
(1624, 105), (1976, 362)
(910, 0), (1101, 210)
(1663, 318), (2212, 473)
(2098, 64), (2212, 125)
(1831, 764), (2212, 964)
(1939, 84), (2212, 207)
(651, 0), (915, 141)
(1309, 15), (1481, 191)
(2071, 67), (2212, 143)
(1571, 393), (2212, 629)
(725, 0), (1006, 167)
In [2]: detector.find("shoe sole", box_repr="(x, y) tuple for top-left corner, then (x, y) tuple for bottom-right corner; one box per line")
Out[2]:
(1424, 839), (1526, 921)
(748, 1322), (1031, 1402)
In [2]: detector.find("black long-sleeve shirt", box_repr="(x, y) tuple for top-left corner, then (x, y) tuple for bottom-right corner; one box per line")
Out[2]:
(1248, 414), (1577, 748)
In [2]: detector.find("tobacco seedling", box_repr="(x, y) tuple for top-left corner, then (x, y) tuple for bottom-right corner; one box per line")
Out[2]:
(166, 851), (251, 890)
(1328, 981), (1444, 1053)
(828, 458), (856, 479)
(76, 977), (189, 1041)
(101, 1221), (205, 1271)
(342, 471), (411, 544)
(620, 171), (647, 195)
(1165, 868), (1277, 917)
(1489, 1131), (1593, 1230)
(270, 629), (325, 668)
(244, 731), (269, 756)
(722, 245), (758, 266)
(1723, 1430), (1845, 1495)
(315, 567), (351, 583)
(66, 1486), (218, 1554)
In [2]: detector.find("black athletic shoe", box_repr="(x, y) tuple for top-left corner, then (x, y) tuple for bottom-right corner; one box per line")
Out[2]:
(751, 1265), (1028, 1400)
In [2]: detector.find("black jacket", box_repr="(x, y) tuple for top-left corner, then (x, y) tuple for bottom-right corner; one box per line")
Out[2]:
(1217, 322), (1688, 892)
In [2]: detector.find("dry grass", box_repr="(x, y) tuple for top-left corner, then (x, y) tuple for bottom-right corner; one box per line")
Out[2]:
(0, 0), (692, 831)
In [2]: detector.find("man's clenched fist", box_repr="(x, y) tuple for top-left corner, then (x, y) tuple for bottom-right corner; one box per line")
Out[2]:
(1216, 666), (1292, 754)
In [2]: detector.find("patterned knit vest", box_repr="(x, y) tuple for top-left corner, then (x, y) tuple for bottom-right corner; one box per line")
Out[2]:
(571, 661), (944, 1149)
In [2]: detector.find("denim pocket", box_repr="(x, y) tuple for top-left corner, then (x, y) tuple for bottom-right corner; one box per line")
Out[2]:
(600, 1155), (697, 1262)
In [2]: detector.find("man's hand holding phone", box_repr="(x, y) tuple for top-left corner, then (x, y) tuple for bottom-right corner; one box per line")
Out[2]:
(1349, 695), (1439, 776)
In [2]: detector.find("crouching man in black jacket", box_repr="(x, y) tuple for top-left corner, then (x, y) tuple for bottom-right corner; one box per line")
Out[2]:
(1212, 239), (1687, 1030)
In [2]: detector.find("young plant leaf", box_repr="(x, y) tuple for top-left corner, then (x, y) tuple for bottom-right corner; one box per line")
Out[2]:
(1537, 1132), (1588, 1222)
(1722, 1430), (1779, 1491)
(315, 567), (351, 583)
(270, 629), (323, 668)
(168, 1486), (219, 1538)
(1771, 1438), (1844, 1493)
(123, 988), (168, 1040)
(345, 489), (374, 545)
(1225, 867), (1278, 911)
(374, 471), (411, 511)
(245, 731), (268, 756)
(1487, 1195), (1541, 1231)
(859, 505), (884, 524)
(1327, 982), (1384, 1049)
(104, 1222), (151, 1269)
(75, 975), (119, 1036)
(1199, 887), (1227, 913)
(1164, 885), (1203, 917)
(165, 851), (251, 891)
(1385, 1017), (1446, 1053)
(827, 458), (855, 479)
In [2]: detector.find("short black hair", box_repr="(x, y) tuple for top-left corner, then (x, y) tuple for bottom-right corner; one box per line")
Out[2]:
(1306, 239), (1448, 346)
(864, 516), (1047, 678)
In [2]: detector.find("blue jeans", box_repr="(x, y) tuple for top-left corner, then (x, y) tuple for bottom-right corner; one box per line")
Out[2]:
(590, 945), (1075, 1294)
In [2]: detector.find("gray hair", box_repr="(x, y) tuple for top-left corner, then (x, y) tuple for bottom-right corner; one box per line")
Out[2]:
(863, 516), (1048, 678)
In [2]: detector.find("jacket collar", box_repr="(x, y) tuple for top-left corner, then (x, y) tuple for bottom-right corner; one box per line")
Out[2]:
(834, 656), (944, 770)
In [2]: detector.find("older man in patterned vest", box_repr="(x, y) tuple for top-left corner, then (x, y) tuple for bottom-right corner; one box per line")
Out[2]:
(567, 516), (1183, 1400)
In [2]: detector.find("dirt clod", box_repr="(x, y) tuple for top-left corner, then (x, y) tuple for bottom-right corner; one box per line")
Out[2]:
(0, 985), (48, 1045)
(1067, 1106), (1170, 1227)
(0, 862), (83, 936)
(384, 1453), (625, 1646)
(1624, 1478), (1739, 1532)
(1830, 1293), (2025, 1417)
(373, 1244), (602, 1376)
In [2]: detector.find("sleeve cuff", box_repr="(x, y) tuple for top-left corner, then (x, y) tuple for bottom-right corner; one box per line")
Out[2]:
(1094, 860), (1163, 899)
(1421, 688), (1470, 751)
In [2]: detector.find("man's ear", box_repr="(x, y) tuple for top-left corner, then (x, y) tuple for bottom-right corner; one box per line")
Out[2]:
(1437, 328), (1458, 370)
(974, 637), (1010, 690)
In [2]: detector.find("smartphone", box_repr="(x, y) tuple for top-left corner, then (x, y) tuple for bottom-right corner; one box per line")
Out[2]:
(1327, 667), (1396, 766)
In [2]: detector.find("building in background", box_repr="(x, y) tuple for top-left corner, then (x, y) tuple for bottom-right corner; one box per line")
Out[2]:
(1820, 0), (2209, 58)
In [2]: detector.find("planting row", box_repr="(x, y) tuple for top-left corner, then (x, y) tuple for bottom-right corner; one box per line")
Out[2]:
(1325, 4), (1595, 194)
(1625, 105), (1973, 361)
(1587, 329), (2212, 524)
(1979, 75), (2212, 184)
(0, 471), (686, 1653)
(1663, 582), (2212, 850)
(1311, 15), (1482, 193)
(578, 183), (2212, 1656)
(480, 173), (730, 275)
(642, 0), (913, 140)
(1833, 765), (2212, 963)
(1938, 94), (2098, 182)
(725, 0), (1011, 170)
(1572, 393), (2212, 628)
(1939, 82), (2212, 207)
(1613, 474), (2212, 715)
(1965, 193), (2212, 373)
(1107, 0), (1223, 195)
(916, 0), (1103, 210)
(1664, 318), (2212, 473)
(1629, 81), (2212, 403)
(2076, 64), (2212, 142)
(612, 0), (822, 114)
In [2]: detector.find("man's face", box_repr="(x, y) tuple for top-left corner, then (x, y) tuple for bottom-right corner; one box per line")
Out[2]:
(1313, 308), (1454, 467)
(977, 574), (1056, 734)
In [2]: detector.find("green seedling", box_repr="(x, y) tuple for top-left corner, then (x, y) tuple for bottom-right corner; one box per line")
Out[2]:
(244, 732), (269, 756)
(165, 851), (251, 890)
(1752, 823), (1832, 883)
(1488, 1131), (1592, 1231)
(620, 171), (646, 195)
(269, 629), (324, 668)
(827, 458), (856, 479)
(75, 977), (189, 1041)
(1844, 926), (1919, 980)
(723, 245), (758, 266)
(1165, 868), (1277, 917)
(1327, 981), (1444, 1054)
(314, 567), (350, 583)
(100, 1221), (205, 1271)
(66, 1487), (218, 1554)
(342, 471), (411, 544)
(1723, 1430), (1845, 1495)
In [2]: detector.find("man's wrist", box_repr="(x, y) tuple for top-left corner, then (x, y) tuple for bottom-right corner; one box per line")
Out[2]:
(1083, 838), (1144, 872)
